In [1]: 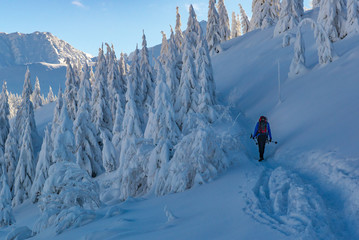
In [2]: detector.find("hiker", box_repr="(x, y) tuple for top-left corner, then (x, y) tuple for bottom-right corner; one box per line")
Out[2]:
(252, 116), (272, 161)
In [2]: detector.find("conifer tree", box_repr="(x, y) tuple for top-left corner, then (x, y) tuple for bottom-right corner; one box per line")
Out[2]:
(261, 0), (280, 29)
(47, 86), (56, 103)
(92, 47), (113, 146)
(145, 60), (180, 146)
(14, 68), (38, 148)
(128, 46), (145, 130)
(317, 0), (346, 41)
(65, 59), (78, 120)
(101, 131), (116, 173)
(166, 28), (181, 98)
(106, 44), (125, 123)
(239, 4), (251, 34)
(52, 104), (76, 164)
(0, 81), (10, 152)
(31, 77), (43, 109)
(112, 94), (124, 153)
(231, 12), (241, 38)
(274, 0), (304, 36)
(175, 5), (202, 129)
(175, 6), (184, 54)
(0, 165), (15, 227)
(74, 66), (103, 177)
(30, 126), (51, 203)
(118, 79), (146, 200)
(207, 0), (222, 55)
(4, 130), (18, 192)
(140, 32), (155, 118)
(13, 121), (35, 206)
(217, 0), (231, 41)
(346, 0), (359, 36)
(196, 35), (218, 123)
(51, 88), (63, 145)
(119, 52), (128, 76)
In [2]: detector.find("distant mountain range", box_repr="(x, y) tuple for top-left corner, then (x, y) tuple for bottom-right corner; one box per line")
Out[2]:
(0, 31), (92, 67)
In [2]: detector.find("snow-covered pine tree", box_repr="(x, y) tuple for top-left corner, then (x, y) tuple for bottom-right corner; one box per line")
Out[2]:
(239, 4), (251, 34)
(51, 88), (63, 145)
(206, 0), (222, 55)
(156, 127), (228, 196)
(74, 64), (103, 177)
(317, 0), (346, 41)
(250, 0), (264, 30)
(65, 58), (78, 121)
(31, 77), (43, 109)
(118, 79), (146, 200)
(312, 0), (321, 8)
(261, 0), (280, 29)
(0, 165), (15, 227)
(34, 162), (100, 234)
(106, 44), (125, 123)
(217, 0), (231, 41)
(144, 59), (180, 146)
(119, 52), (128, 76)
(166, 28), (181, 98)
(140, 31), (155, 120)
(346, 0), (359, 36)
(14, 68), (38, 147)
(231, 11), (241, 38)
(52, 103), (76, 164)
(0, 81), (10, 152)
(196, 33), (218, 123)
(274, 0), (304, 36)
(128, 46), (145, 130)
(4, 130), (18, 192)
(13, 121), (35, 206)
(47, 86), (56, 103)
(175, 5), (202, 129)
(159, 31), (169, 65)
(30, 125), (52, 203)
(92, 47), (113, 147)
(112, 94), (124, 154)
(289, 18), (334, 76)
(101, 130), (116, 173)
(175, 6), (184, 55)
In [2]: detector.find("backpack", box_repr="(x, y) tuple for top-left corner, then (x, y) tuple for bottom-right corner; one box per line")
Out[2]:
(258, 117), (267, 134)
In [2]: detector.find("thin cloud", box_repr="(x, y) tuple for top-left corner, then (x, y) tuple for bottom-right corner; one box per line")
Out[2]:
(72, 1), (85, 8)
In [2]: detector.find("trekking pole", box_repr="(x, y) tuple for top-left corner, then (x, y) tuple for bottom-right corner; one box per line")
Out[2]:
(250, 134), (258, 145)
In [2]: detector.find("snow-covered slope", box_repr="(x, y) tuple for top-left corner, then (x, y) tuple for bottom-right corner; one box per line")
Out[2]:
(0, 31), (92, 67)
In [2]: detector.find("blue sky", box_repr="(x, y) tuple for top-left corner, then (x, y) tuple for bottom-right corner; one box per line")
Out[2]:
(0, 0), (312, 56)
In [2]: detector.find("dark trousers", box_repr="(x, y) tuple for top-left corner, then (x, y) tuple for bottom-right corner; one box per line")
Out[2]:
(257, 135), (267, 159)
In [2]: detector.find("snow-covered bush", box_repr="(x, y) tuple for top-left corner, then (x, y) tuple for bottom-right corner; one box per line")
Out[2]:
(156, 127), (229, 196)
(34, 162), (101, 234)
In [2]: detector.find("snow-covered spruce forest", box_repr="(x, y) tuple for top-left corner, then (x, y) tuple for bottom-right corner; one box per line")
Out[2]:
(1, 0), (359, 239)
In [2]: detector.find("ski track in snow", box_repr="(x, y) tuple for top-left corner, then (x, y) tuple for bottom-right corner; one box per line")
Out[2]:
(232, 111), (352, 240)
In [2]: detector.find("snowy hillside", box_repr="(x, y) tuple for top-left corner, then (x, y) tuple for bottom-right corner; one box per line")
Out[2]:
(0, 32), (92, 67)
